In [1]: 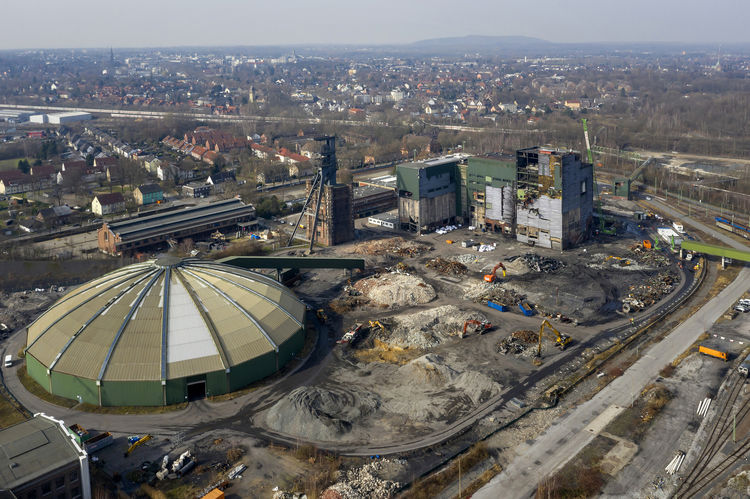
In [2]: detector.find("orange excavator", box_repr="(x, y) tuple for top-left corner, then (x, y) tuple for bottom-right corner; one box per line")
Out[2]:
(484, 262), (507, 283)
(461, 319), (492, 337)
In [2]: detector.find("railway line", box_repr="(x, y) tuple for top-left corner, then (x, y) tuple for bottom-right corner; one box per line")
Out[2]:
(673, 368), (750, 498)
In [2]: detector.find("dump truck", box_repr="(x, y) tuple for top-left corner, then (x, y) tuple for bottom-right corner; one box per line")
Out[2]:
(699, 344), (728, 361)
(337, 323), (363, 344)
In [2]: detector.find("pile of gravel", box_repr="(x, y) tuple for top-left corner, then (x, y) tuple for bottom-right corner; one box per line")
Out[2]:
(266, 385), (381, 442)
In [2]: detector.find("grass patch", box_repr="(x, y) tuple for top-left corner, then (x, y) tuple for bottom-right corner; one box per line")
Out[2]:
(17, 366), (187, 414)
(403, 443), (489, 499)
(0, 393), (28, 429)
(0, 157), (33, 171)
(453, 464), (502, 499)
(604, 384), (673, 443)
(535, 435), (614, 498)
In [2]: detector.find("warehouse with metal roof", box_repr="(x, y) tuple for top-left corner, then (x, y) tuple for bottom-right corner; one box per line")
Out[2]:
(24, 256), (306, 406)
(97, 198), (256, 255)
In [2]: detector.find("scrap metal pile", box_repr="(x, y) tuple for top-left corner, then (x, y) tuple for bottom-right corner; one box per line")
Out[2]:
(511, 329), (538, 344)
(470, 285), (523, 306)
(425, 257), (468, 276)
(624, 271), (679, 310)
(496, 336), (526, 355)
(511, 253), (566, 273)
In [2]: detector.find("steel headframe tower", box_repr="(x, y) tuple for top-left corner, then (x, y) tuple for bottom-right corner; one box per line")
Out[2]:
(287, 136), (337, 252)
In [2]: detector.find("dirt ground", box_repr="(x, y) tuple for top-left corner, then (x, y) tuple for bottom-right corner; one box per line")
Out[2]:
(264, 206), (685, 448)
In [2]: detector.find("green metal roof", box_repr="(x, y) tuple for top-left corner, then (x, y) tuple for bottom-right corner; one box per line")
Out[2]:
(681, 240), (750, 263)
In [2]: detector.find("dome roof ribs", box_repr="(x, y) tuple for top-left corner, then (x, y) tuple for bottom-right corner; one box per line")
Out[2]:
(160, 267), (171, 382)
(173, 269), (231, 371)
(189, 265), (303, 329)
(182, 268), (279, 353)
(97, 269), (165, 382)
(26, 266), (156, 355)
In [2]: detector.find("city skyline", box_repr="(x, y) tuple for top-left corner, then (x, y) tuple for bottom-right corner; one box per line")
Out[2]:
(1, 0), (748, 50)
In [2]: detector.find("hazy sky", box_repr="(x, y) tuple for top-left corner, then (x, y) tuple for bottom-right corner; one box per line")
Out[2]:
(2, 0), (748, 49)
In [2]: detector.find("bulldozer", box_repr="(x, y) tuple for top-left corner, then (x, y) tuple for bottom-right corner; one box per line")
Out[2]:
(535, 319), (572, 359)
(484, 262), (507, 283)
(461, 319), (492, 338)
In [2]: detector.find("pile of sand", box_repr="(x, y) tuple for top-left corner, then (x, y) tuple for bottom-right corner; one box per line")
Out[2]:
(354, 273), (436, 307)
(266, 385), (381, 442)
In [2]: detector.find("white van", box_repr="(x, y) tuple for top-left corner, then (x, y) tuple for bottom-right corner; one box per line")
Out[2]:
(3, 355), (11, 368)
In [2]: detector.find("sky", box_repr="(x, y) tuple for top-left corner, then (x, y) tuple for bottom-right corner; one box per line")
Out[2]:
(2, 0), (749, 49)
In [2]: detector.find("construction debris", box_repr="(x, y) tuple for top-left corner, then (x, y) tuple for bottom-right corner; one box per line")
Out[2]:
(517, 253), (566, 273)
(351, 237), (431, 257)
(512, 329), (538, 344)
(425, 257), (468, 275)
(624, 271), (678, 311)
(496, 336), (526, 355)
(465, 283), (524, 306)
(323, 459), (404, 499)
(382, 305), (488, 349)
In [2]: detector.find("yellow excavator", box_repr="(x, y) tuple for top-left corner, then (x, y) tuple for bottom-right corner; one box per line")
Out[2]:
(536, 319), (572, 357)
(369, 320), (385, 331)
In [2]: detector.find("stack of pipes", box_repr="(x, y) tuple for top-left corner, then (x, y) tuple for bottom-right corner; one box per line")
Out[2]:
(665, 451), (685, 475)
(697, 397), (712, 418)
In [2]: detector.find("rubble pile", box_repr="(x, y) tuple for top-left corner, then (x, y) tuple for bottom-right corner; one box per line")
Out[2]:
(516, 253), (566, 273)
(323, 459), (404, 499)
(630, 249), (670, 267)
(0, 289), (62, 334)
(351, 237), (431, 257)
(465, 283), (523, 306)
(451, 254), (479, 265)
(512, 329), (538, 344)
(425, 257), (468, 275)
(353, 273), (436, 307)
(496, 336), (526, 355)
(626, 271), (678, 307)
(385, 305), (487, 349)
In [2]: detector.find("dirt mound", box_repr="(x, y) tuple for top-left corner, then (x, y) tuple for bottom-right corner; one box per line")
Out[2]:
(464, 282), (524, 305)
(266, 385), (381, 442)
(350, 237), (431, 257)
(385, 354), (502, 420)
(382, 305), (488, 349)
(353, 273), (436, 307)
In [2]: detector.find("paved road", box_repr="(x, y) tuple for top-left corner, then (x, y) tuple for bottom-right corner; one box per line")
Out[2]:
(475, 202), (750, 499)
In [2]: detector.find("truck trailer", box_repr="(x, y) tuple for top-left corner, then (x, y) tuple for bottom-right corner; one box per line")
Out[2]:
(699, 344), (728, 361)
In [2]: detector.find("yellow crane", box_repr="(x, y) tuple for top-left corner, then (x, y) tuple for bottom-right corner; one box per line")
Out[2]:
(125, 434), (152, 456)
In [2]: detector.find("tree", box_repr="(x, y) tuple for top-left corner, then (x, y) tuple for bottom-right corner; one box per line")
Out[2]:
(17, 159), (30, 174)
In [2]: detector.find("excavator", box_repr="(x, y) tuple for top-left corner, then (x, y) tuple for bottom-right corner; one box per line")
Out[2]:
(536, 319), (572, 357)
(461, 319), (492, 338)
(484, 262), (507, 283)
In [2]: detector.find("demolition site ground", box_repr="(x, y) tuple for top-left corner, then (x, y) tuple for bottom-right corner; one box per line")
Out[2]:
(0, 204), (701, 497)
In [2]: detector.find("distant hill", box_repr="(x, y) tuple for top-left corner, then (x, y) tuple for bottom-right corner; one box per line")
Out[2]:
(408, 35), (552, 51)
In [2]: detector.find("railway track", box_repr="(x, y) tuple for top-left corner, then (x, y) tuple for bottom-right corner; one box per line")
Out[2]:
(674, 371), (750, 498)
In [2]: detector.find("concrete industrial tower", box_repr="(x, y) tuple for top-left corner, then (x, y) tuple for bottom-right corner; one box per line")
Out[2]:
(287, 136), (353, 251)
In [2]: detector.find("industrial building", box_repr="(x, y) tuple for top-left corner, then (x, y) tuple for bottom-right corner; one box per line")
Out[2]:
(397, 155), (467, 233)
(515, 147), (593, 249)
(98, 198), (255, 255)
(352, 184), (397, 218)
(395, 148), (593, 249)
(47, 112), (92, 124)
(24, 256), (306, 406)
(0, 413), (91, 498)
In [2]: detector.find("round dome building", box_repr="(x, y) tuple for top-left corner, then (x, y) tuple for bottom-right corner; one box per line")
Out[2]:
(24, 257), (307, 406)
